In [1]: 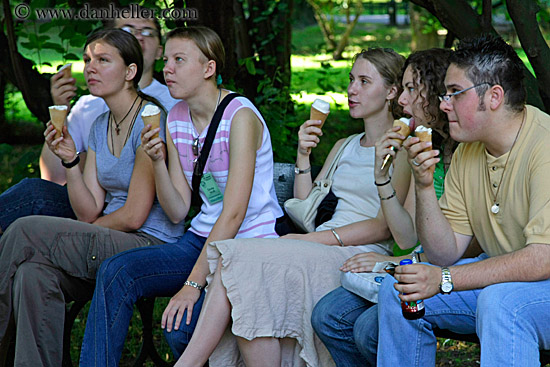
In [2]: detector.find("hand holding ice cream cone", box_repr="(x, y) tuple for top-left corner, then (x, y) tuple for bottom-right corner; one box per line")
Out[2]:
(51, 64), (76, 107)
(381, 118), (413, 169)
(412, 125), (434, 172)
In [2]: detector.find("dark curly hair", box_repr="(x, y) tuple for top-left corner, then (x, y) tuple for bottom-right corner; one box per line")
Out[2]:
(450, 34), (526, 112)
(403, 48), (458, 169)
(353, 48), (406, 119)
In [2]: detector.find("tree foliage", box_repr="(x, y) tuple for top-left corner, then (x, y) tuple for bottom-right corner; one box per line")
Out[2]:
(1, 0), (297, 161)
(305, 0), (363, 60)
(411, 0), (550, 111)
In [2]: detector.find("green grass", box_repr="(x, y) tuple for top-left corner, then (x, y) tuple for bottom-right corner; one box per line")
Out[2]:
(68, 299), (174, 366)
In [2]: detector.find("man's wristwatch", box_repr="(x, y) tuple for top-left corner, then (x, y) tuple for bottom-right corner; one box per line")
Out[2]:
(294, 165), (311, 175)
(440, 267), (453, 294)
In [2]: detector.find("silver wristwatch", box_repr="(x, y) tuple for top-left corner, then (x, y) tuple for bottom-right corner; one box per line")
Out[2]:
(294, 165), (311, 175)
(440, 267), (453, 294)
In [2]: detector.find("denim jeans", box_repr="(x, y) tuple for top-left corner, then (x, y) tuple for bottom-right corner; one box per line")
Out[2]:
(79, 231), (206, 366)
(0, 178), (75, 234)
(311, 286), (375, 366)
(369, 254), (550, 367)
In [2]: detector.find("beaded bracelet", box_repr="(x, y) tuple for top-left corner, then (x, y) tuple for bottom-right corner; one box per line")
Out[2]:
(374, 177), (391, 186)
(378, 189), (396, 201)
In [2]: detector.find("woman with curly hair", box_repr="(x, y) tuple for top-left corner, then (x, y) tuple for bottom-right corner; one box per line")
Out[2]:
(311, 48), (459, 366)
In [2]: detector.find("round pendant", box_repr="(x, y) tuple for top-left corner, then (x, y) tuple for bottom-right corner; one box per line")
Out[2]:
(491, 203), (500, 214)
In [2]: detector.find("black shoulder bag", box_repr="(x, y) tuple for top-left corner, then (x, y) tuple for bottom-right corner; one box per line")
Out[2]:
(191, 93), (241, 209)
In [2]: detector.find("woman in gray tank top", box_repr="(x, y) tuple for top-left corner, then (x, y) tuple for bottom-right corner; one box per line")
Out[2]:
(0, 29), (182, 367)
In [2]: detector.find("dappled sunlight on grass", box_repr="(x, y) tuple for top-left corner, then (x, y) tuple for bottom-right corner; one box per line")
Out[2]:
(290, 91), (348, 111)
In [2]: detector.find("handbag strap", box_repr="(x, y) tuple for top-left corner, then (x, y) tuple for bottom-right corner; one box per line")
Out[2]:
(191, 93), (242, 208)
(322, 133), (360, 180)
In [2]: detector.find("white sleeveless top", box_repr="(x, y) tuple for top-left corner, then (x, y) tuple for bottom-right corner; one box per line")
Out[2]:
(317, 133), (393, 250)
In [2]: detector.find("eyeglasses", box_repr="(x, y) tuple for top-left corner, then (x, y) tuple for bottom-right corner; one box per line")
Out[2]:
(121, 26), (158, 38)
(438, 82), (491, 102)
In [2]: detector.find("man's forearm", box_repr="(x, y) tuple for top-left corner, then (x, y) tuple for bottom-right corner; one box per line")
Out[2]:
(451, 243), (550, 291)
(416, 185), (461, 265)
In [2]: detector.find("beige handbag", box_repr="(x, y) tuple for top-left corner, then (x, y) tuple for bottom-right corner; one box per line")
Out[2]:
(284, 134), (359, 232)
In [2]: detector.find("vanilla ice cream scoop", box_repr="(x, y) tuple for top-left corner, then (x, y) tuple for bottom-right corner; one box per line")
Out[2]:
(415, 126), (433, 153)
(142, 104), (162, 139)
(310, 98), (331, 128)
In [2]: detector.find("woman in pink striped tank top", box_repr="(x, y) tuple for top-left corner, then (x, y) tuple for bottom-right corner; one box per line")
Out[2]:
(80, 26), (282, 365)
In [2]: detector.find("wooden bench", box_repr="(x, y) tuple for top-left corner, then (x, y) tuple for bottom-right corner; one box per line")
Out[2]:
(9, 163), (547, 366)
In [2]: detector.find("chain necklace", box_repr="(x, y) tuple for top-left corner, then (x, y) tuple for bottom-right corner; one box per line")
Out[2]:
(110, 99), (143, 155)
(189, 88), (222, 160)
(488, 108), (525, 214)
(111, 95), (139, 135)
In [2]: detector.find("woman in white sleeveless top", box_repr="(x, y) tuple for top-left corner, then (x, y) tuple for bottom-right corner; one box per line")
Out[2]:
(173, 48), (411, 367)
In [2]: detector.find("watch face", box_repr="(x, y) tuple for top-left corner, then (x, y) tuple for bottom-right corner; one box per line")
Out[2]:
(441, 282), (453, 293)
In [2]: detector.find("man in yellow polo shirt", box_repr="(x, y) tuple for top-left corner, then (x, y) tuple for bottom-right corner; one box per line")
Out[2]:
(367, 34), (550, 367)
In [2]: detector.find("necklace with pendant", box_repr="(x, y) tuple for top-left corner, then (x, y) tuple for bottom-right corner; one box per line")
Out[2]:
(111, 95), (139, 135)
(488, 108), (525, 215)
(189, 87), (222, 162)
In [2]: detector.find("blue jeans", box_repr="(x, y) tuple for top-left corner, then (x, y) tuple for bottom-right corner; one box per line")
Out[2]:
(370, 254), (550, 367)
(0, 178), (75, 233)
(311, 286), (376, 366)
(79, 231), (206, 366)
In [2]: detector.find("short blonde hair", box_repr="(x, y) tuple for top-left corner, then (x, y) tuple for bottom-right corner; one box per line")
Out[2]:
(166, 26), (225, 78)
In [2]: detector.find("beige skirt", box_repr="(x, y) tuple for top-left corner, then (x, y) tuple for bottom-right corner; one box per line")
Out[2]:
(206, 238), (391, 367)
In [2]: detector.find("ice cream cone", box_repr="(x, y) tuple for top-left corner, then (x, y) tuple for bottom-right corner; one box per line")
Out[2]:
(310, 98), (330, 128)
(414, 126), (432, 152)
(142, 105), (162, 140)
(381, 118), (412, 170)
(391, 119), (411, 145)
(58, 63), (72, 79)
(48, 105), (68, 139)
(414, 126), (434, 172)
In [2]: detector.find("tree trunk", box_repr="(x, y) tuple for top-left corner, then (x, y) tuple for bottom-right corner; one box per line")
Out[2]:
(332, 0), (362, 60)
(410, 4), (440, 51)
(506, 0), (550, 112)
(306, 0), (337, 50)
(2, 0), (53, 124)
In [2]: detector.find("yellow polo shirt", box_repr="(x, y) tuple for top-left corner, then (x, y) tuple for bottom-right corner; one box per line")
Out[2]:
(439, 105), (550, 256)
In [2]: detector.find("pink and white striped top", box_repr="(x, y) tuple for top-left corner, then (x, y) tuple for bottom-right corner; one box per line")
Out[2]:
(167, 94), (282, 239)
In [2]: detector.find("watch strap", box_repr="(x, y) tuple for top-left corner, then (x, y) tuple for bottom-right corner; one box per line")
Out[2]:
(294, 165), (311, 175)
(440, 267), (453, 294)
(61, 154), (80, 168)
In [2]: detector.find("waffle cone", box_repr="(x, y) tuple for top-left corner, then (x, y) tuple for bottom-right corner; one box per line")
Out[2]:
(415, 130), (432, 152)
(310, 107), (329, 128)
(49, 107), (68, 139)
(142, 113), (161, 139)
(391, 119), (411, 145)
(59, 63), (72, 79)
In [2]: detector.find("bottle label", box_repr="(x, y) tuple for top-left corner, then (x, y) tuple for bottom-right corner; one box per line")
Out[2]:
(402, 299), (424, 313)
